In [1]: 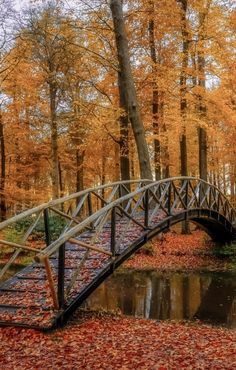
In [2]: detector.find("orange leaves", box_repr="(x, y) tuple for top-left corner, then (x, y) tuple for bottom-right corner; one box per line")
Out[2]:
(0, 313), (235, 369)
(125, 230), (229, 271)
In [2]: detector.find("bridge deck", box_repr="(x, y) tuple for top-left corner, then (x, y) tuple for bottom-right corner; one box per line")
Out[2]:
(0, 216), (146, 329)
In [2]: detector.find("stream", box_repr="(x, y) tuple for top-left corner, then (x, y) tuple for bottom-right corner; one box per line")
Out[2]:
(83, 269), (236, 329)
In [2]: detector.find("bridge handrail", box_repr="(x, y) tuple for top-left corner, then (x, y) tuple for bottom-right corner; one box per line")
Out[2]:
(0, 179), (151, 231)
(35, 177), (236, 261)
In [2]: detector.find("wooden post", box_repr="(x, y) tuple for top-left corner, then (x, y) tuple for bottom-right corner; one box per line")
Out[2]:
(111, 207), (116, 257)
(185, 180), (189, 209)
(87, 192), (93, 215)
(87, 192), (94, 228)
(144, 189), (149, 228)
(58, 243), (65, 309)
(168, 183), (172, 215)
(44, 208), (51, 246)
(44, 257), (59, 310)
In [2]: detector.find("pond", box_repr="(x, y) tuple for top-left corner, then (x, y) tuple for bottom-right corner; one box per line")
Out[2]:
(83, 269), (236, 329)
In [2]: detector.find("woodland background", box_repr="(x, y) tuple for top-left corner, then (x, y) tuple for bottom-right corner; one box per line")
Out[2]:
(0, 0), (235, 220)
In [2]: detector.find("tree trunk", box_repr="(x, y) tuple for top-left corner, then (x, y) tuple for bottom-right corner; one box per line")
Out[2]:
(178, 0), (189, 178)
(49, 81), (60, 199)
(178, 0), (190, 234)
(197, 11), (208, 181)
(148, 1), (161, 181)
(110, 0), (152, 180)
(118, 71), (130, 188)
(161, 100), (170, 178)
(58, 160), (63, 197)
(198, 126), (207, 180)
(0, 111), (6, 220)
(76, 148), (84, 193)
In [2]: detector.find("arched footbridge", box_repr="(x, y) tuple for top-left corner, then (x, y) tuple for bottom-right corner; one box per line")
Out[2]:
(0, 177), (235, 329)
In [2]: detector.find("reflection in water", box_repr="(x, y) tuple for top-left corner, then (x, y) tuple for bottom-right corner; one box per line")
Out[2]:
(83, 270), (236, 328)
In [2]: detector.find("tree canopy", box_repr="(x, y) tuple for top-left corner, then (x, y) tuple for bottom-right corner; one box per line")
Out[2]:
(0, 0), (235, 218)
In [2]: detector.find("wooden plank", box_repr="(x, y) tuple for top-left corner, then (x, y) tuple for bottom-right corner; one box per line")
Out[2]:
(69, 238), (112, 256)
(65, 249), (89, 297)
(43, 258), (59, 310)
(49, 206), (80, 224)
(0, 239), (41, 253)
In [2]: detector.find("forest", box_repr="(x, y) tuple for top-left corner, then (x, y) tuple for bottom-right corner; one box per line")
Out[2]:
(0, 0), (235, 219)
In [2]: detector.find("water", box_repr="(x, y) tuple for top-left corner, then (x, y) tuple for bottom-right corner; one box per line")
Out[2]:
(83, 270), (236, 329)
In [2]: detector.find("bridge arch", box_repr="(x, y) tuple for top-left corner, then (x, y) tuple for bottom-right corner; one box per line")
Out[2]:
(0, 177), (235, 329)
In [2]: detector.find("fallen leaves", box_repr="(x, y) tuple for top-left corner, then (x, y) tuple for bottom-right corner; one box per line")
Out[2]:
(125, 230), (232, 271)
(0, 313), (235, 369)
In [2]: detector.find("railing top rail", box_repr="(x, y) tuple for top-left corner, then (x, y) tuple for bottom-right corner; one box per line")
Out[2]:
(0, 176), (235, 249)
(36, 177), (236, 260)
(0, 179), (151, 231)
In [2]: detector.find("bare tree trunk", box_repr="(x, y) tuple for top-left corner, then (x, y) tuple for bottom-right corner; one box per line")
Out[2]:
(76, 148), (84, 192)
(148, 0), (161, 181)
(114, 142), (120, 182)
(178, 0), (189, 178)
(49, 81), (60, 199)
(230, 163), (236, 206)
(160, 99), (170, 178)
(58, 160), (63, 197)
(118, 72), (130, 188)
(110, 0), (152, 180)
(178, 0), (190, 233)
(198, 126), (207, 180)
(0, 111), (6, 220)
(101, 146), (106, 200)
(197, 10), (208, 181)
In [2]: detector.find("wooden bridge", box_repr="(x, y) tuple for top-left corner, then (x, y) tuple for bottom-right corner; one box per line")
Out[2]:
(0, 177), (235, 330)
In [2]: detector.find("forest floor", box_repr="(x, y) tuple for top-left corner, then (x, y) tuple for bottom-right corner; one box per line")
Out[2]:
(124, 228), (236, 272)
(0, 229), (235, 369)
(0, 311), (235, 369)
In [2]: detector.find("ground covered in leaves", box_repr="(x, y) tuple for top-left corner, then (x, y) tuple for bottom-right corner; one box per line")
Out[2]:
(125, 229), (235, 271)
(0, 230), (235, 368)
(0, 312), (235, 369)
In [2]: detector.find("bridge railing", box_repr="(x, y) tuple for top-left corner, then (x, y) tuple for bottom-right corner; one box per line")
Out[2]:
(30, 177), (235, 310)
(0, 177), (235, 311)
(0, 180), (150, 281)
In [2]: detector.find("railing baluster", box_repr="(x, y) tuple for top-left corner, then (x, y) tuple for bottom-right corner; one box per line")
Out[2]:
(168, 183), (172, 215)
(185, 180), (189, 209)
(58, 243), (65, 309)
(44, 257), (59, 310)
(144, 189), (149, 228)
(87, 192), (93, 216)
(44, 208), (51, 246)
(111, 207), (116, 257)
(87, 192), (94, 229)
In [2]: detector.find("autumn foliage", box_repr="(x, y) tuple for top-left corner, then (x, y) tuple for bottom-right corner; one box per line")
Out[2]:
(0, 0), (234, 219)
(0, 312), (235, 369)
(125, 229), (232, 271)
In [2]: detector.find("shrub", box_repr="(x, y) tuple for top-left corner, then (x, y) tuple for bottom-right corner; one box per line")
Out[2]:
(3, 214), (67, 244)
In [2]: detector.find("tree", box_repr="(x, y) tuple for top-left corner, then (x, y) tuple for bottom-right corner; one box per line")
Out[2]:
(177, 0), (189, 178)
(24, 3), (77, 198)
(196, 4), (208, 181)
(110, 0), (152, 180)
(148, 0), (161, 180)
(0, 0), (17, 219)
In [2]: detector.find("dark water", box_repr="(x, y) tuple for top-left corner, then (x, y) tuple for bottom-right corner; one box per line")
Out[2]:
(83, 270), (236, 329)
(1, 264), (236, 329)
